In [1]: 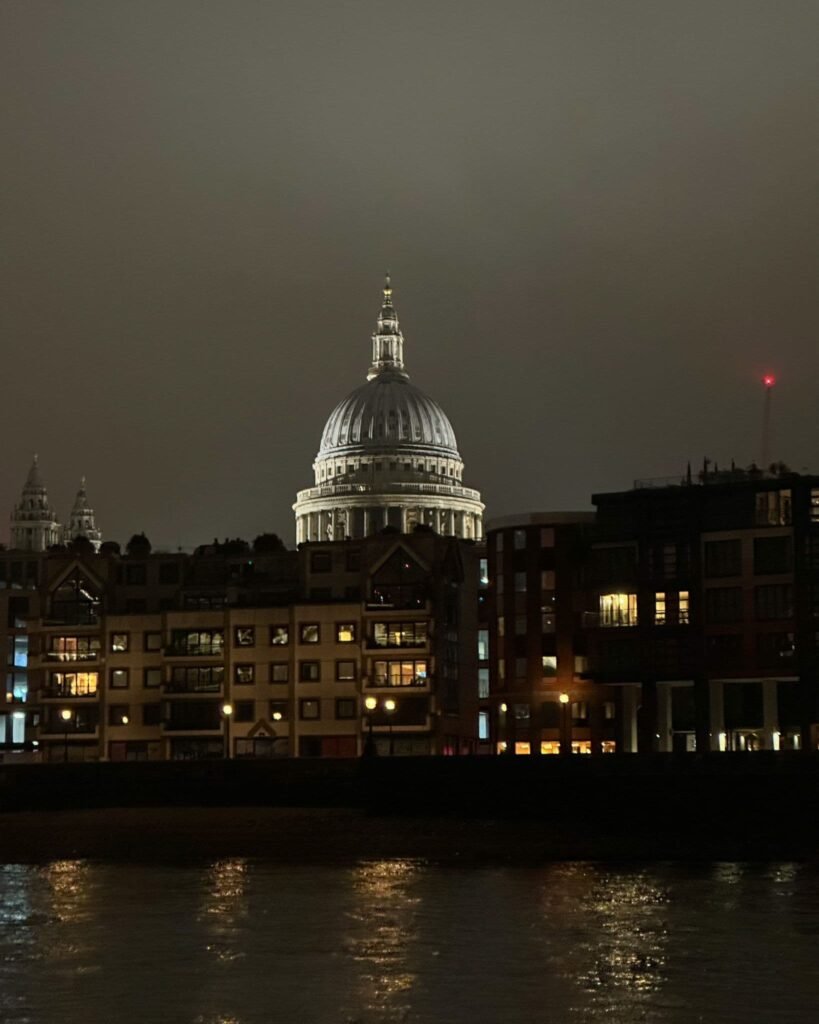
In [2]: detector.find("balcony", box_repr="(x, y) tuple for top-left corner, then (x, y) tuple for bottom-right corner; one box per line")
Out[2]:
(163, 681), (224, 696)
(366, 676), (432, 690)
(365, 639), (429, 651)
(164, 645), (224, 658)
(39, 688), (99, 701)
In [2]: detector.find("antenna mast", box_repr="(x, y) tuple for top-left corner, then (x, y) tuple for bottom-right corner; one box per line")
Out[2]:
(761, 374), (775, 470)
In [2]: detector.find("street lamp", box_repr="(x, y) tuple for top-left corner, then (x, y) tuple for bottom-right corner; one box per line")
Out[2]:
(363, 695), (377, 757)
(60, 708), (72, 763)
(384, 697), (396, 756)
(559, 692), (570, 756)
(221, 702), (233, 759)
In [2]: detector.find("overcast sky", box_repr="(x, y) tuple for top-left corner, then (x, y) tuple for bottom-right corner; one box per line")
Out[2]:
(1, 1), (817, 548)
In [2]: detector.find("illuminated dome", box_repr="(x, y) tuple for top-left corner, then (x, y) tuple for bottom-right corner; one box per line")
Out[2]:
(294, 276), (484, 543)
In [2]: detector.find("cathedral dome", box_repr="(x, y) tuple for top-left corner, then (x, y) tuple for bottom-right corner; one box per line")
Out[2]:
(318, 371), (460, 458)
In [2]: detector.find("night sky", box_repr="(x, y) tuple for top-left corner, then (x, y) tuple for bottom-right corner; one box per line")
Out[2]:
(2, 2), (817, 549)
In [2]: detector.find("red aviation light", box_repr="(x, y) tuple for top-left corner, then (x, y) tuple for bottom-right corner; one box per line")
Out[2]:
(762, 374), (776, 388)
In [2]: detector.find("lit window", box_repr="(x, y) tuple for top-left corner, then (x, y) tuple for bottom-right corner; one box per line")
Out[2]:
(679, 591), (690, 624)
(540, 741), (561, 755)
(111, 633), (129, 653)
(234, 664), (255, 685)
(478, 559), (489, 587)
(571, 741), (592, 755)
(542, 656), (557, 677)
(336, 623), (356, 643)
(269, 701), (288, 721)
(478, 711), (489, 740)
(234, 627), (255, 647)
(599, 593), (638, 627)
(601, 741), (617, 754)
(571, 701), (588, 721)
(270, 625), (289, 646)
(372, 660), (428, 687)
(477, 630), (489, 661)
(478, 668), (490, 698)
(270, 663), (289, 683)
(603, 701), (616, 720)
(49, 671), (98, 697)
(514, 742), (531, 755)
(655, 592), (666, 625)
(300, 624), (320, 644)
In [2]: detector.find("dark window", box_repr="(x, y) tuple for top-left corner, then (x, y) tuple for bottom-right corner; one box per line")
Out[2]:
(51, 569), (100, 625)
(756, 632), (796, 667)
(706, 633), (742, 669)
(110, 669), (129, 689)
(541, 701), (561, 728)
(142, 703), (161, 726)
(270, 662), (289, 683)
(299, 661), (320, 682)
(144, 632), (162, 652)
(310, 552), (332, 573)
(159, 562), (180, 585)
(724, 682), (764, 729)
(346, 551), (361, 572)
(588, 545), (638, 584)
(704, 587), (743, 624)
(168, 629), (224, 656)
(125, 564), (147, 586)
(310, 587), (332, 601)
(235, 700), (255, 723)
(704, 539), (742, 578)
(335, 698), (356, 720)
(753, 536), (792, 575)
(143, 667), (162, 688)
(754, 584), (793, 620)
(234, 664), (255, 684)
(336, 660), (356, 681)
(234, 626), (255, 647)
(125, 598), (147, 614)
(299, 699), (320, 720)
(167, 665), (224, 693)
(299, 623), (320, 644)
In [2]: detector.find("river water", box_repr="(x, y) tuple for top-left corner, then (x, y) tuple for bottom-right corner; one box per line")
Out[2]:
(0, 859), (817, 1023)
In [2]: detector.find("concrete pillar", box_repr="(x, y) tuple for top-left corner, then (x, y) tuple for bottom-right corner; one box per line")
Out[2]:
(621, 686), (639, 752)
(637, 679), (657, 753)
(656, 683), (673, 752)
(762, 679), (779, 750)
(709, 680), (725, 751)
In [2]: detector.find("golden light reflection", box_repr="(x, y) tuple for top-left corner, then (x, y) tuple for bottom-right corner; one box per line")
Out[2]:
(541, 864), (670, 1020)
(200, 859), (249, 965)
(343, 859), (421, 1017)
(42, 860), (91, 925)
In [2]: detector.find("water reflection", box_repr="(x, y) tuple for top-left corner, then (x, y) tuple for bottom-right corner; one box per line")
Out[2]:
(200, 858), (250, 962)
(344, 859), (421, 1020)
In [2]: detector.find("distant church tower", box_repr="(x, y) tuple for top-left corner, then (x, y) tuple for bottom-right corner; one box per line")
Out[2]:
(10, 455), (63, 552)
(65, 477), (102, 551)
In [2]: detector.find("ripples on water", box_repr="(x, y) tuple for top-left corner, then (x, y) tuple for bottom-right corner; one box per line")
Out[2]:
(0, 858), (818, 1023)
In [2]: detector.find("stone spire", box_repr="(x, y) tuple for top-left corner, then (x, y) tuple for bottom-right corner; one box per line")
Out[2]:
(65, 476), (102, 551)
(10, 455), (62, 551)
(367, 272), (407, 380)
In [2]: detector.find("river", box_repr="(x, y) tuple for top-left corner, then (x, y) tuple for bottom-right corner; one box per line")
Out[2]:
(0, 859), (817, 1023)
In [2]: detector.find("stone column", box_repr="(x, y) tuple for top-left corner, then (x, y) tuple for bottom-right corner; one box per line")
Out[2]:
(762, 679), (779, 750)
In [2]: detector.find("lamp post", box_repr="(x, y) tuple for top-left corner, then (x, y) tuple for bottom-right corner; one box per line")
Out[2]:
(221, 702), (233, 759)
(384, 697), (396, 756)
(363, 695), (377, 757)
(60, 708), (72, 763)
(559, 692), (570, 756)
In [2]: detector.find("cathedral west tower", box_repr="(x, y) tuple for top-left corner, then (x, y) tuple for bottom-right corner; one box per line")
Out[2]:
(294, 276), (484, 543)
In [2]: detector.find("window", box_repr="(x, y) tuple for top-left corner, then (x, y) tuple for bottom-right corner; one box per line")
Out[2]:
(755, 584), (793, 620)
(234, 664), (255, 685)
(515, 657), (527, 679)
(143, 667), (161, 689)
(346, 551), (361, 572)
(159, 562), (180, 585)
(300, 623), (320, 644)
(704, 539), (742, 578)
(705, 587), (743, 624)
(812, 490), (819, 524)
(144, 632), (162, 652)
(310, 552), (332, 573)
(336, 623), (356, 643)
(336, 660), (356, 681)
(299, 661), (320, 682)
(270, 662), (289, 684)
(654, 593), (666, 625)
(541, 606), (555, 634)
(513, 529), (526, 550)
(270, 625), (289, 646)
(515, 615), (527, 636)
(47, 671), (98, 697)
(371, 621), (428, 648)
(478, 667), (490, 698)
(756, 631), (796, 667)
(753, 536), (792, 575)
(111, 633), (129, 653)
(513, 703), (530, 722)
(478, 558), (489, 587)
(269, 701), (288, 722)
(477, 629), (489, 661)
(167, 665), (224, 693)
(497, 575), (504, 595)
(143, 703), (161, 726)
(571, 701), (588, 722)
(110, 669), (129, 689)
(541, 656), (557, 677)
(108, 704), (130, 726)
(755, 489), (792, 527)
(299, 699), (320, 720)
(541, 570), (555, 591)
(372, 660), (428, 687)
(706, 633), (742, 667)
(498, 616), (505, 638)
(335, 698), (356, 720)
(47, 636), (101, 662)
(125, 563), (146, 586)
(514, 572), (526, 593)
(478, 710), (489, 740)
(235, 700), (255, 723)
(497, 659), (505, 682)
(169, 629), (224, 656)
(234, 626), (255, 647)
(603, 701), (616, 720)
(679, 591), (690, 624)
(599, 594), (638, 627)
